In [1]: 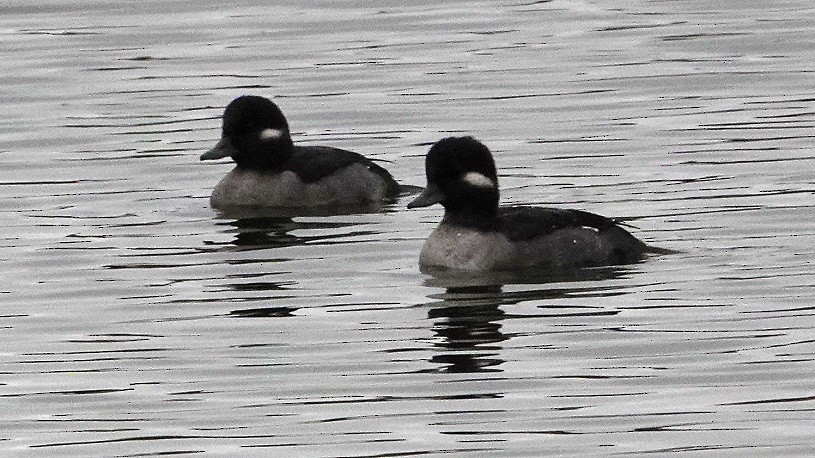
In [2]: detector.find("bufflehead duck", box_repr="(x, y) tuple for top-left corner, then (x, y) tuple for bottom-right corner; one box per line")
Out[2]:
(408, 136), (655, 271)
(201, 95), (399, 209)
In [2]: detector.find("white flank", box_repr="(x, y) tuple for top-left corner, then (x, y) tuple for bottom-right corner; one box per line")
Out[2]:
(462, 171), (496, 188)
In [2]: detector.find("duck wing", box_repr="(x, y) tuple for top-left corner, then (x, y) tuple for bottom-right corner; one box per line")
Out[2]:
(496, 206), (621, 242)
(288, 146), (396, 193)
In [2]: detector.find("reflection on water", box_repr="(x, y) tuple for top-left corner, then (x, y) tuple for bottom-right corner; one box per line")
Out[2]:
(423, 266), (633, 373)
(426, 285), (508, 373)
(207, 205), (396, 250)
(229, 305), (297, 317)
(422, 262), (638, 292)
(203, 209), (396, 317)
(216, 215), (377, 250)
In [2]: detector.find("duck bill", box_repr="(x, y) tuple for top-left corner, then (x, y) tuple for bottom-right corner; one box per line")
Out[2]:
(407, 183), (444, 208)
(200, 137), (238, 160)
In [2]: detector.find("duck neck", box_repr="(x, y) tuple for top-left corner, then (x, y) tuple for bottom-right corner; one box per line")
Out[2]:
(441, 189), (499, 230)
(234, 136), (294, 169)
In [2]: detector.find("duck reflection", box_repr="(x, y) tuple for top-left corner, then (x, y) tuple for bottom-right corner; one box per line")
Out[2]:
(426, 285), (507, 373)
(422, 266), (632, 373)
(207, 206), (390, 318)
(213, 206), (386, 250)
(229, 306), (296, 318)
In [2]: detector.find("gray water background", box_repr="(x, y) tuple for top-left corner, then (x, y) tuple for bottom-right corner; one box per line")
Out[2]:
(1, 0), (814, 456)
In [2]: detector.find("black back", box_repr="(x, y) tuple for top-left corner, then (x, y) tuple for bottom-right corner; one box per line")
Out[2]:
(498, 206), (648, 264)
(496, 207), (618, 241)
(289, 145), (398, 194)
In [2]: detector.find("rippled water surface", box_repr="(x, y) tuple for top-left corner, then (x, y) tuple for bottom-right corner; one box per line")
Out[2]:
(2, 0), (814, 456)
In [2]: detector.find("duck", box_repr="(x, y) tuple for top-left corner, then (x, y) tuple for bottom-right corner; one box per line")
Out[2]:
(200, 95), (399, 209)
(408, 136), (657, 271)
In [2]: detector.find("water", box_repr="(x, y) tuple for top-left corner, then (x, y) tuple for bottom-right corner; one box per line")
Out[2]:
(2, 0), (814, 456)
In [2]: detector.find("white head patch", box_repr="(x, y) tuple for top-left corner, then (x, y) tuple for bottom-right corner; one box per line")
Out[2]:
(462, 171), (496, 189)
(259, 128), (285, 141)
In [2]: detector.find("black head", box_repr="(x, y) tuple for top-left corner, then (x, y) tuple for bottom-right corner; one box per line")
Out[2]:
(408, 136), (500, 220)
(200, 95), (295, 168)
